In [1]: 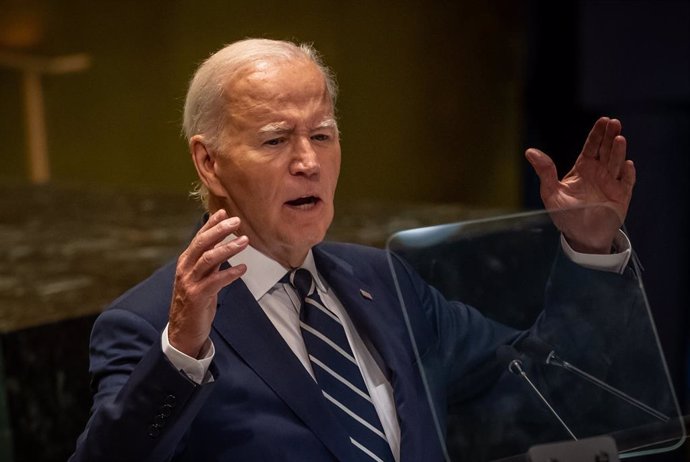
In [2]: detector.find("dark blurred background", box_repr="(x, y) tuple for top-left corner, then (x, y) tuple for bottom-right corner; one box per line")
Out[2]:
(0, 0), (687, 460)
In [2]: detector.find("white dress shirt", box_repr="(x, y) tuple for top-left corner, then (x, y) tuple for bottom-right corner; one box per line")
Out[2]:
(161, 230), (631, 461)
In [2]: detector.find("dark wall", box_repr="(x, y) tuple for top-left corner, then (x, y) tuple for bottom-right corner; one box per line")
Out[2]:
(0, 0), (526, 208)
(523, 3), (689, 460)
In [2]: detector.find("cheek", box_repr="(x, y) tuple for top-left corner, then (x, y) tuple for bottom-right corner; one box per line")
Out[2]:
(222, 160), (274, 201)
(325, 152), (341, 190)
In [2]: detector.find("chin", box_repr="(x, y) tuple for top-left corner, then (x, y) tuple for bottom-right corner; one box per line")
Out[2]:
(283, 225), (328, 252)
(297, 230), (327, 249)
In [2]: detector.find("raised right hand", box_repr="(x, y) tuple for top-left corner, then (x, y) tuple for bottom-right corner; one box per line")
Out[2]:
(168, 209), (249, 358)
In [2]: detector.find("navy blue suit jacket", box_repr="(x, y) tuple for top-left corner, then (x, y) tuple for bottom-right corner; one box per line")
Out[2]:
(70, 240), (637, 461)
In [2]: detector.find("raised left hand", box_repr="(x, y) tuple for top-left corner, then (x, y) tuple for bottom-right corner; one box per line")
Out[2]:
(525, 117), (636, 254)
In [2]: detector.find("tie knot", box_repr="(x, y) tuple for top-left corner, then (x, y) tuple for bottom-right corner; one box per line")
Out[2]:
(287, 268), (315, 300)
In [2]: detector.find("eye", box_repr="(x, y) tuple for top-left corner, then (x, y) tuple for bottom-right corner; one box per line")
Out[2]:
(264, 137), (285, 146)
(311, 133), (330, 142)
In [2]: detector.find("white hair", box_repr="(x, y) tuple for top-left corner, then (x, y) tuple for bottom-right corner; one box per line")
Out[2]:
(182, 38), (339, 208)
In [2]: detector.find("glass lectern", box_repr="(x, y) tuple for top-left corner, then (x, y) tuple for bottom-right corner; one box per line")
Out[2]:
(386, 206), (686, 461)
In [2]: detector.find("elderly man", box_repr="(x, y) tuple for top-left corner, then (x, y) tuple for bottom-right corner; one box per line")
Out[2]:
(71, 38), (635, 461)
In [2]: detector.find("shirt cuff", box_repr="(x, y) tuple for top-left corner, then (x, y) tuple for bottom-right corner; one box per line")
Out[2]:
(161, 324), (215, 385)
(560, 230), (631, 274)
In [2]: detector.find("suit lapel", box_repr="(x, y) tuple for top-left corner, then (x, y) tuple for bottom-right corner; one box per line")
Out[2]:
(211, 279), (355, 462)
(313, 245), (442, 462)
(313, 248), (406, 379)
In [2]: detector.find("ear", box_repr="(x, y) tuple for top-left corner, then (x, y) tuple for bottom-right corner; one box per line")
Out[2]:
(190, 135), (228, 198)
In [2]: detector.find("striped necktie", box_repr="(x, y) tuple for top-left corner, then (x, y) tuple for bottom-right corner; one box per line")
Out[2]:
(286, 268), (395, 462)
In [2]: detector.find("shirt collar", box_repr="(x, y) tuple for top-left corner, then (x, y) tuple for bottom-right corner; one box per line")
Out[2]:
(300, 251), (327, 293)
(226, 235), (327, 301)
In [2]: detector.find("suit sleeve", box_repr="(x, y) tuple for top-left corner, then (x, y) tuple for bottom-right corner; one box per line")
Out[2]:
(386, 251), (522, 407)
(392, 245), (646, 460)
(69, 308), (218, 462)
(391, 243), (642, 388)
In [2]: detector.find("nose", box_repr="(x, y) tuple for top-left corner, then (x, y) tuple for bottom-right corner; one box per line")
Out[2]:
(289, 137), (320, 177)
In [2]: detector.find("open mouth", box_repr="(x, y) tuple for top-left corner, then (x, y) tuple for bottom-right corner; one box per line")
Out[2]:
(285, 195), (321, 208)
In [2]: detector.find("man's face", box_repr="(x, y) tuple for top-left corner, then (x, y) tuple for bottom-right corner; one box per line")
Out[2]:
(210, 58), (341, 267)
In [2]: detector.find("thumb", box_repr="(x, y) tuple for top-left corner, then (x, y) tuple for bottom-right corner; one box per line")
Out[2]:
(525, 148), (558, 197)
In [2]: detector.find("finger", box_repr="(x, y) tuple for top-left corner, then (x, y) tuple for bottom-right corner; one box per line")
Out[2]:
(204, 263), (247, 295)
(180, 209), (229, 266)
(525, 148), (559, 198)
(599, 118), (622, 166)
(187, 262), (248, 304)
(191, 235), (249, 280)
(607, 135), (626, 179)
(621, 160), (636, 191)
(198, 209), (228, 234)
(185, 216), (241, 266)
(580, 117), (609, 159)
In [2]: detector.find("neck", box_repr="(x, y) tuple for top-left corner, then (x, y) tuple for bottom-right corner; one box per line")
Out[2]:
(265, 244), (310, 269)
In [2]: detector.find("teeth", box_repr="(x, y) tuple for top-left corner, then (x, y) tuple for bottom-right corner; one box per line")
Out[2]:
(293, 202), (316, 210)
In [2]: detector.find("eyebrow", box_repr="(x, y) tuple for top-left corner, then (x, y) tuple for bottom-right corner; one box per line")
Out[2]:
(257, 118), (338, 135)
(315, 118), (338, 130)
(258, 121), (292, 134)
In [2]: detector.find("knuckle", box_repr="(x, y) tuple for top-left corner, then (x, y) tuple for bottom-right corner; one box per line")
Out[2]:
(173, 273), (186, 288)
(176, 252), (188, 269)
(200, 250), (215, 266)
(179, 283), (204, 305)
(192, 237), (207, 253)
(185, 285), (200, 300)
